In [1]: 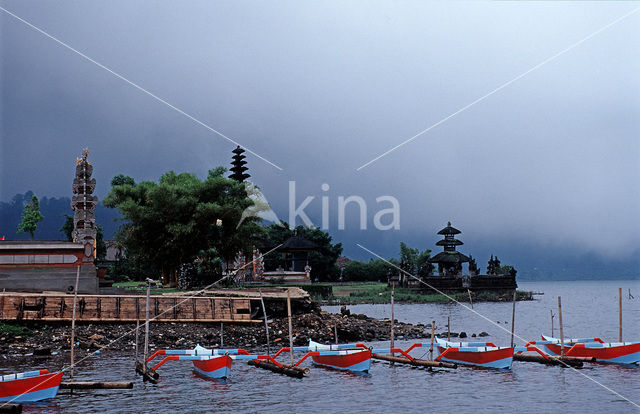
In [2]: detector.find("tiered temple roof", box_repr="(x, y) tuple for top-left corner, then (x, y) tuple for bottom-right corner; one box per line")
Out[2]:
(229, 146), (250, 182)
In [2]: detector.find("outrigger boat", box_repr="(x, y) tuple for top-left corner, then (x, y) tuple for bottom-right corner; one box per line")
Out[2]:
(433, 338), (514, 369)
(147, 345), (283, 379)
(0, 369), (63, 402)
(523, 335), (640, 365)
(274, 341), (372, 372)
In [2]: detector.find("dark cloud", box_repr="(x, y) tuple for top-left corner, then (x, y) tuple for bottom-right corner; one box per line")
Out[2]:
(1, 2), (638, 269)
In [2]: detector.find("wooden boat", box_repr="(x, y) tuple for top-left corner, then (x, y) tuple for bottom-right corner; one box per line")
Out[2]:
(535, 335), (640, 365)
(147, 345), (236, 379)
(306, 341), (371, 372)
(0, 369), (63, 402)
(435, 338), (514, 369)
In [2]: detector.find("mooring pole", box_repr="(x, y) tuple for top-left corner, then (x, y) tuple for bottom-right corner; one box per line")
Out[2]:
(70, 265), (80, 383)
(447, 316), (450, 341)
(550, 310), (554, 337)
(334, 324), (339, 345)
(429, 320), (435, 361)
(259, 289), (270, 355)
(510, 290), (517, 347)
(467, 289), (473, 309)
(619, 287), (622, 342)
(143, 279), (151, 373)
(135, 317), (140, 363)
(557, 296), (564, 357)
(220, 323), (224, 347)
(287, 290), (294, 366)
(390, 283), (395, 350)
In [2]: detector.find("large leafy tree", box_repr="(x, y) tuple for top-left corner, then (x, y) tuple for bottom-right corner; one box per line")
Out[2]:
(17, 195), (44, 239)
(104, 168), (262, 287)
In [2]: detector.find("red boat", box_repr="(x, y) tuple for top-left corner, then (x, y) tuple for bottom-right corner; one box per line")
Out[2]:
(435, 338), (513, 369)
(0, 369), (63, 402)
(536, 335), (640, 365)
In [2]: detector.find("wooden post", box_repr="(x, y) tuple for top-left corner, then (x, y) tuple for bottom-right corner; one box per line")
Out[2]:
(550, 310), (554, 337)
(429, 320), (435, 361)
(510, 290), (516, 347)
(135, 317), (140, 363)
(287, 290), (294, 366)
(143, 280), (150, 373)
(447, 316), (450, 341)
(619, 287), (622, 342)
(467, 289), (473, 309)
(390, 284), (395, 350)
(334, 324), (338, 345)
(557, 296), (564, 357)
(220, 322), (224, 347)
(259, 289), (270, 355)
(70, 266), (80, 382)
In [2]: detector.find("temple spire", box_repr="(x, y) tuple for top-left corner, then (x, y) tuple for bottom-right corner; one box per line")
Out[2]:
(229, 146), (250, 182)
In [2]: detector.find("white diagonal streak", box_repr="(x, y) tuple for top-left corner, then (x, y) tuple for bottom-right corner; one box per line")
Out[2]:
(356, 6), (640, 171)
(0, 6), (283, 171)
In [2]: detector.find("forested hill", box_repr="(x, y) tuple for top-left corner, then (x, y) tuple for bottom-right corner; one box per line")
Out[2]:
(0, 192), (120, 240)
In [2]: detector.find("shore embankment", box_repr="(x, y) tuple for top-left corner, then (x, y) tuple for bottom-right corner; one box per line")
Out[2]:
(0, 307), (489, 357)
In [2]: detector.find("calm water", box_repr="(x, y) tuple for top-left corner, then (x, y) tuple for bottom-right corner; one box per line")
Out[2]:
(2, 280), (639, 413)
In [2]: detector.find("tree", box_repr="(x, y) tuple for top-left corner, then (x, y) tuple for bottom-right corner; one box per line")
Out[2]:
(104, 167), (261, 287)
(17, 195), (44, 239)
(60, 214), (74, 241)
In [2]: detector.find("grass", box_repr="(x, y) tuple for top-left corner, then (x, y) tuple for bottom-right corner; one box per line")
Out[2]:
(325, 283), (534, 304)
(0, 322), (32, 337)
(112, 281), (180, 294)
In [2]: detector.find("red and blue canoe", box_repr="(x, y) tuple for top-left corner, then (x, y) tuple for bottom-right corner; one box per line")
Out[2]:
(435, 338), (513, 369)
(0, 369), (63, 402)
(148, 345), (237, 379)
(307, 341), (371, 372)
(538, 335), (640, 365)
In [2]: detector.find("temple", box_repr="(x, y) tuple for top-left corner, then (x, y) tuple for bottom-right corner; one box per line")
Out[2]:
(229, 146), (250, 182)
(0, 149), (99, 293)
(406, 221), (517, 293)
(429, 221), (470, 276)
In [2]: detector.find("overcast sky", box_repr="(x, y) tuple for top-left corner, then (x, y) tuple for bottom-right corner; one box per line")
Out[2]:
(1, 1), (638, 267)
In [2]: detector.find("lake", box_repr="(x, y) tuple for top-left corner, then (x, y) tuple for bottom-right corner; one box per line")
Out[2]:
(2, 280), (639, 413)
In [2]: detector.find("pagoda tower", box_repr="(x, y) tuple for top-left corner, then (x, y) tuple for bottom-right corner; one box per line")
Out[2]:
(229, 146), (250, 182)
(71, 148), (98, 260)
(428, 221), (470, 276)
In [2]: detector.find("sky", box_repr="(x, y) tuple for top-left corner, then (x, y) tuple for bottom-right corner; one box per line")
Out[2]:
(1, 1), (639, 275)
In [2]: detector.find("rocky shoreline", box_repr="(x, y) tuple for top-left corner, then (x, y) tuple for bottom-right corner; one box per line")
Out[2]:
(0, 307), (490, 358)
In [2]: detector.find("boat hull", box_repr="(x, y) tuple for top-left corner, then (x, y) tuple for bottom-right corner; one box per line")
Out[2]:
(543, 342), (640, 364)
(311, 349), (372, 372)
(192, 355), (233, 379)
(0, 371), (63, 402)
(437, 346), (513, 369)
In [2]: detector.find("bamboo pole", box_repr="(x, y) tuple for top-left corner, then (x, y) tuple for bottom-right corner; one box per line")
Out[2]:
(60, 382), (134, 389)
(287, 290), (294, 366)
(467, 289), (473, 309)
(557, 296), (564, 357)
(334, 324), (338, 345)
(619, 287), (622, 342)
(390, 284), (395, 350)
(510, 290), (516, 347)
(220, 322), (224, 347)
(143, 280), (150, 374)
(135, 317), (140, 363)
(259, 289), (270, 355)
(372, 354), (457, 369)
(429, 320), (435, 361)
(70, 265), (80, 383)
(447, 316), (450, 341)
(550, 310), (554, 337)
